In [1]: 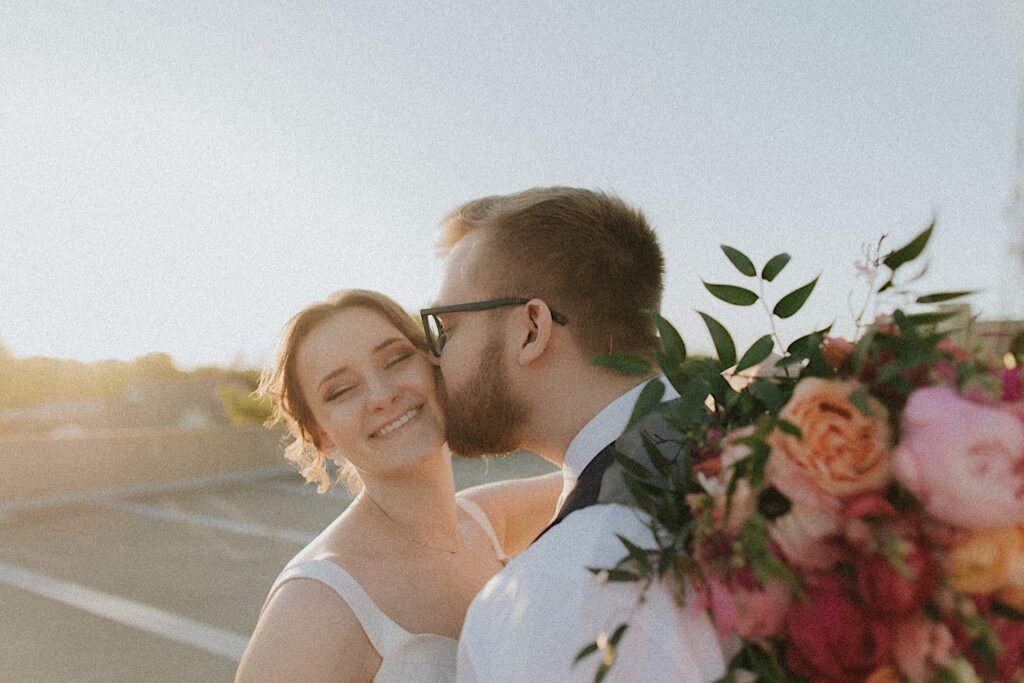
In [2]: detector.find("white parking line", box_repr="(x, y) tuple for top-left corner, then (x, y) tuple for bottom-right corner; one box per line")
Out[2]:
(0, 466), (293, 517)
(0, 560), (250, 661)
(99, 500), (315, 545)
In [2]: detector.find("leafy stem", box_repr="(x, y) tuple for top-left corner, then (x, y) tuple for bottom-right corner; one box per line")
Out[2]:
(757, 276), (785, 365)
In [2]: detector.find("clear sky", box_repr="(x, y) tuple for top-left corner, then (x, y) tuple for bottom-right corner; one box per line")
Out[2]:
(2, 1), (1022, 369)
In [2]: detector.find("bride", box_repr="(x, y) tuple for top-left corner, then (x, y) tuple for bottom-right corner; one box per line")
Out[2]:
(235, 289), (560, 682)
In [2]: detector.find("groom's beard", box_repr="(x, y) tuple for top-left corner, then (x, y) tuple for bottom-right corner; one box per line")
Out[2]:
(439, 334), (528, 458)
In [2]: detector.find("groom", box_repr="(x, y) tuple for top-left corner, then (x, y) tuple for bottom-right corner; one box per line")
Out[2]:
(423, 187), (727, 681)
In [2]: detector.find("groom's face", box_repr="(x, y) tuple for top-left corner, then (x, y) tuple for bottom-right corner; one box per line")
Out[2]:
(432, 233), (529, 456)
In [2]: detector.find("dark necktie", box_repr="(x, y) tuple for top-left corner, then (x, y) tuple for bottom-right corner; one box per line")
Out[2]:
(531, 441), (616, 545)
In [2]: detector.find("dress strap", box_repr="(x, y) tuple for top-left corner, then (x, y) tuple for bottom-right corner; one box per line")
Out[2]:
(457, 497), (509, 562)
(266, 559), (407, 657)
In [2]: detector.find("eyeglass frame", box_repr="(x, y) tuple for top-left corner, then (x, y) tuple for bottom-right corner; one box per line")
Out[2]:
(419, 297), (569, 357)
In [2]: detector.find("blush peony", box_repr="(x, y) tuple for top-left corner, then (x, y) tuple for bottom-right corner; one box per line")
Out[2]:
(891, 387), (1024, 530)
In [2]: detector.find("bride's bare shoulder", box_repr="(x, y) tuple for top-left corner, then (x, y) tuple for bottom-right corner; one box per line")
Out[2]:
(236, 574), (380, 682)
(459, 471), (563, 556)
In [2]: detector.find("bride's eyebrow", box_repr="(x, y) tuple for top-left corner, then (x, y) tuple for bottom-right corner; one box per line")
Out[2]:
(374, 337), (407, 353)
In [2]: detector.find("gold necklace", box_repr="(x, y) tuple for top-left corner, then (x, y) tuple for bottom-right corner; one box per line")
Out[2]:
(360, 493), (464, 555)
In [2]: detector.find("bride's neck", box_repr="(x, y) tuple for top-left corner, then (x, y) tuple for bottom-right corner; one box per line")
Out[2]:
(356, 454), (461, 551)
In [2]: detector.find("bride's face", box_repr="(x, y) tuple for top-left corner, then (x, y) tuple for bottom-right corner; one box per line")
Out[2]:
(296, 306), (446, 477)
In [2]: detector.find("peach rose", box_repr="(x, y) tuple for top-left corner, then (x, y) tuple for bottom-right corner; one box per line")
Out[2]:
(769, 378), (891, 497)
(947, 525), (1024, 595)
(891, 387), (1024, 530)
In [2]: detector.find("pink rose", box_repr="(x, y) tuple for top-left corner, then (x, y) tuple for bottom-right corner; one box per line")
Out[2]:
(703, 571), (792, 640)
(786, 573), (893, 683)
(891, 386), (1024, 529)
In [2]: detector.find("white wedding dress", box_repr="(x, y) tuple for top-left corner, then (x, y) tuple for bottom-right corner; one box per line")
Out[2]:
(262, 498), (507, 682)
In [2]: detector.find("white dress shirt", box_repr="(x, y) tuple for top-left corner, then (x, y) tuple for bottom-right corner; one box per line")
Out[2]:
(456, 378), (727, 682)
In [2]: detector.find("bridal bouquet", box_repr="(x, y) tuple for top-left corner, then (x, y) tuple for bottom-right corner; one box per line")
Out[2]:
(580, 225), (1024, 682)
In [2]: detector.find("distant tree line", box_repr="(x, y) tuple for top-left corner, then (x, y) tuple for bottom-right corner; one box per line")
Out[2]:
(0, 340), (271, 426)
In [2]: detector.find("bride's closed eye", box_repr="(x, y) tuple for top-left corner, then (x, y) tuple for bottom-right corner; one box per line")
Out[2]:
(325, 384), (354, 402)
(385, 351), (414, 368)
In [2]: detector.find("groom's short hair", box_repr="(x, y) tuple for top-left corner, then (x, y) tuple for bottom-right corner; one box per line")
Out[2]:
(439, 187), (664, 357)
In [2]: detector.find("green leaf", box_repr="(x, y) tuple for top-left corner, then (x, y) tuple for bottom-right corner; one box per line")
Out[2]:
(748, 378), (786, 414)
(591, 624), (630, 683)
(608, 623), (629, 646)
(740, 437), (771, 487)
(702, 282), (759, 306)
(761, 252), (791, 282)
(772, 276), (819, 319)
(620, 469), (657, 515)
(883, 221), (934, 272)
(640, 431), (673, 475)
(776, 418), (802, 438)
(698, 312), (737, 369)
(616, 534), (652, 561)
(721, 245), (756, 277)
(734, 334), (775, 373)
(993, 600), (1024, 621)
(590, 352), (653, 376)
(915, 290), (975, 304)
(786, 325), (832, 354)
(645, 309), (686, 367)
(674, 377), (713, 424)
(573, 641), (599, 665)
(626, 380), (665, 430)
(612, 448), (654, 481)
(902, 311), (958, 327)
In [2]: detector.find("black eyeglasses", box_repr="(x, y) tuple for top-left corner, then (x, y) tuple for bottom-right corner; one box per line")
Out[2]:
(419, 297), (569, 357)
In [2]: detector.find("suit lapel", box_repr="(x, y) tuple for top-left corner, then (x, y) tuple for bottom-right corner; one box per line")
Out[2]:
(531, 441), (616, 544)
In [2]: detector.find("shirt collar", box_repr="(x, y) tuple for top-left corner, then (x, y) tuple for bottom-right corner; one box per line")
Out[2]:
(556, 375), (679, 513)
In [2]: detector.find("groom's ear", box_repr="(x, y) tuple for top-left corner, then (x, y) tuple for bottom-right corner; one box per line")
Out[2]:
(516, 299), (555, 367)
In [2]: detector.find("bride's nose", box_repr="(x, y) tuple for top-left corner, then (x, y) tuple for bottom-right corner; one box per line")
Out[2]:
(366, 375), (400, 410)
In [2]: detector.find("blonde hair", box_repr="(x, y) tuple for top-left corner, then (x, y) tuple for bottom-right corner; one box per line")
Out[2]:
(258, 289), (429, 493)
(440, 187), (664, 357)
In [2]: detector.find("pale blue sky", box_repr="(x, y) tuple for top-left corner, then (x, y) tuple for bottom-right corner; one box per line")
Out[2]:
(2, 1), (1021, 368)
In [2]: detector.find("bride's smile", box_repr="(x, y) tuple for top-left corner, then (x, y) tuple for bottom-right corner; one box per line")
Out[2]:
(371, 406), (422, 439)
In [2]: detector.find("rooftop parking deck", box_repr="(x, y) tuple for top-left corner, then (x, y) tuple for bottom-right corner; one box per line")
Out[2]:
(0, 454), (555, 682)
